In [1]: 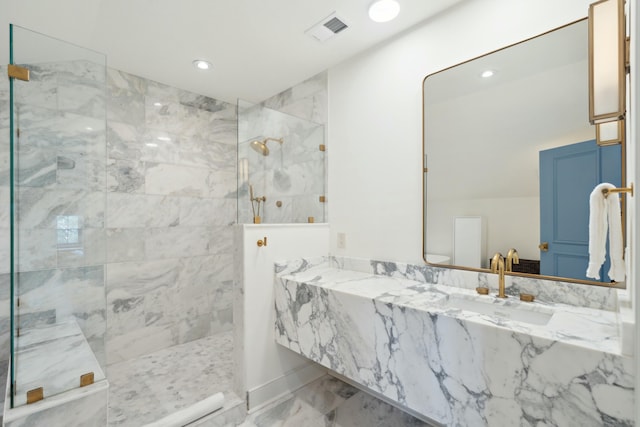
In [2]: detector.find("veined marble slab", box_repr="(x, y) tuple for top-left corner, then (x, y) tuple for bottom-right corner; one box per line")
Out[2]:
(13, 319), (106, 407)
(274, 258), (634, 426)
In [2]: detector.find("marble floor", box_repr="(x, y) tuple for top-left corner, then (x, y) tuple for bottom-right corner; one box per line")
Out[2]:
(107, 330), (244, 427)
(234, 375), (434, 427)
(107, 331), (433, 427)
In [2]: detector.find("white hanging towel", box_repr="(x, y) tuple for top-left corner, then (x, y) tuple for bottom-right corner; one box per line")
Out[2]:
(586, 183), (626, 281)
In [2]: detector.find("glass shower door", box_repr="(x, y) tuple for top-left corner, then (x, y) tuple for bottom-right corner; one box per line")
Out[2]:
(237, 99), (326, 224)
(7, 25), (107, 408)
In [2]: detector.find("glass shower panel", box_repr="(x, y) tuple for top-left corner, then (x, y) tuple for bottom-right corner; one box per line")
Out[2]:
(8, 25), (107, 408)
(237, 99), (326, 224)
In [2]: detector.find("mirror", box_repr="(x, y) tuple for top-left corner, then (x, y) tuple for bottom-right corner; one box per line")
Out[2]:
(423, 18), (625, 286)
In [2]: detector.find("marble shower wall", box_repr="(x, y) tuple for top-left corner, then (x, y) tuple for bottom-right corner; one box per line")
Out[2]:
(104, 69), (237, 364)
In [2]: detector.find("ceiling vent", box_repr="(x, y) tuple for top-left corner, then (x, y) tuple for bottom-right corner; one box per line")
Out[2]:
(305, 12), (349, 43)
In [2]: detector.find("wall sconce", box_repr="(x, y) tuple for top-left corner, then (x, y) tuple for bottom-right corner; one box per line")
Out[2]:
(588, 0), (626, 125)
(596, 119), (625, 146)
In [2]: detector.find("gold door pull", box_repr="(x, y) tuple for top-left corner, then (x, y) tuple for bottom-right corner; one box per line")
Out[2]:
(538, 242), (548, 252)
(257, 237), (267, 247)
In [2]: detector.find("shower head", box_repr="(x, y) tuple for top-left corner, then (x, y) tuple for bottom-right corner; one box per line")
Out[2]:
(250, 140), (269, 156)
(249, 137), (283, 157)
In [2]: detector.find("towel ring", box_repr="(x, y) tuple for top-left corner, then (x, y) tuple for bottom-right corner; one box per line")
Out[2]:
(602, 183), (634, 198)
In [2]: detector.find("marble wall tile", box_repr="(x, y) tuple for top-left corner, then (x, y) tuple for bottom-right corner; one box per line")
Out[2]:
(57, 79), (105, 119)
(261, 72), (328, 125)
(144, 227), (212, 260)
(207, 170), (236, 198)
(145, 100), (187, 135)
(0, 273), (10, 364)
(56, 228), (106, 268)
(145, 162), (211, 197)
(13, 70), (58, 111)
(107, 68), (146, 94)
(209, 226), (234, 255)
(107, 323), (178, 365)
(17, 188), (105, 229)
(51, 60), (106, 85)
(179, 138), (236, 170)
(145, 80), (181, 104)
(107, 86), (145, 126)
(107, 121), (144, 160)
(106, 193), (181, 228)
(0, 228), (9, 274)
(106, 228), (146, 263)
(15, 148), (57, 188)
(179, 198), (235, 227)
(56, 153), (106, 191)
(107, 158), (146, 194)
(16, 228), (58, 271)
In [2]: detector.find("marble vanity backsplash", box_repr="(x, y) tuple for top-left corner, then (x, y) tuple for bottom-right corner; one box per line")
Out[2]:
(321, 256), (618, 311)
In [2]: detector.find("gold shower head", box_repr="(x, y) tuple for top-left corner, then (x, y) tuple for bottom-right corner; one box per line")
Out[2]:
(250, 140), (269, 156)
(249, 137), (283, 157)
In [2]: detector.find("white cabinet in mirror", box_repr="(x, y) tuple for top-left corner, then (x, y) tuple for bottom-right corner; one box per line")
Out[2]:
(423, 18), (626, 287)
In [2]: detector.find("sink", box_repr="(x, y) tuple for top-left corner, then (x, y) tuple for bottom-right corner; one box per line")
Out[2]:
(444, 296), (552, 325)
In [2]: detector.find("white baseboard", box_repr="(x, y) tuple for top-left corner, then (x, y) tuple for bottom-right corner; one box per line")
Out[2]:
(246, 362), (326, 412)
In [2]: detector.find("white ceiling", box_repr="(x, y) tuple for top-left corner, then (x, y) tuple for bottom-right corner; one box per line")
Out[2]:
(0, 0), (464, 103)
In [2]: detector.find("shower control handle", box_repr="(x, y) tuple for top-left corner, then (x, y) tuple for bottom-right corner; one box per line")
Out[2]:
(257, 237), (267, 247)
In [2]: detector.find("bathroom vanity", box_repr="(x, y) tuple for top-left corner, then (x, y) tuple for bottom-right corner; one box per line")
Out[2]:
(274, 256), (633, 426)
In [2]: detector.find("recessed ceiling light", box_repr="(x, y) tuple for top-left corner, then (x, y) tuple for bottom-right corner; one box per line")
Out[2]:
(481, 70), (495, 78)
(192, 59), (212, 70)
(369, 0), (400, 23)
(157, 136), (171, 142)
(146, 143), (158, 148)
(153, 102), (163, 107)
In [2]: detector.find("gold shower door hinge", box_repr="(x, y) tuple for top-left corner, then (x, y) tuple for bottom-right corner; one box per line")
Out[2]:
(26, 387), (43, 404)
(7, 64), (30, 81)
(80, 372), (95, 387)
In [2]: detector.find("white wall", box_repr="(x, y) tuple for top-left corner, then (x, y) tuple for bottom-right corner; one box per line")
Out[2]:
(328, 0), (595, 264)
(428, 197), (539, 262)
(234, 224), (329, 411)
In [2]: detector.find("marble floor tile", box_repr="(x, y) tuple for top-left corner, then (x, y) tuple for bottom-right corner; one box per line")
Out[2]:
(239, 376), (435, 427)
(107, 330), (242, 427)
(107, 333), (433, 427)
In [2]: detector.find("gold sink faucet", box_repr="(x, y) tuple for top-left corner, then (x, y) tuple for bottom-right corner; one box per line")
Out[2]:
(490, 252), (507, 298)
(506, 248), (519, 272)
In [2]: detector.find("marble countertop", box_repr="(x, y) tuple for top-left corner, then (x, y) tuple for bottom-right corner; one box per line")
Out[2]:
(279, 264), (621, 356)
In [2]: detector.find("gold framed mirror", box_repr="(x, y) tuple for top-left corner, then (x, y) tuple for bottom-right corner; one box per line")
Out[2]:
(422, 18), (626, 288)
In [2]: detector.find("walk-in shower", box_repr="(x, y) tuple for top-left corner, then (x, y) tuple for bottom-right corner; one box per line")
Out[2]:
(4, 24), (108, 421)
(237, 100), (326, 224)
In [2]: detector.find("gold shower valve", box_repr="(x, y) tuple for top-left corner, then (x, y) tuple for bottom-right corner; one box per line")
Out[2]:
(257, 237), (267, 247)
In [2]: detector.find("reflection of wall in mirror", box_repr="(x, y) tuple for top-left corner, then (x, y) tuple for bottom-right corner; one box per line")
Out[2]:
(426, 132), (597, 264)
(424, 20), (600, 268)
